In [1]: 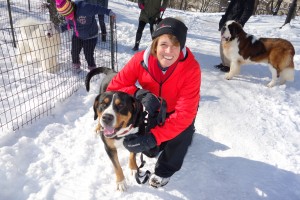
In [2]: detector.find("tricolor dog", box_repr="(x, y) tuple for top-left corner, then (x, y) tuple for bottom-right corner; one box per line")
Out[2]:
(86, 67), (146, 191)
(221, 20), (295, 87)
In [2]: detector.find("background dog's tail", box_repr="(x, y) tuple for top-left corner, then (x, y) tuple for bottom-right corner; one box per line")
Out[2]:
(85, 67), (115, 92)
(281, 68), (294, 82)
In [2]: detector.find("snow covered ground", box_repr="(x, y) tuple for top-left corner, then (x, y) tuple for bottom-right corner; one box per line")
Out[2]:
(0, 0), (300, 199)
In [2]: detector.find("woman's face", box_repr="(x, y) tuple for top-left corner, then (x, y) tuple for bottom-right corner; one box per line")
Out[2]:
(156, 34), (181, 68)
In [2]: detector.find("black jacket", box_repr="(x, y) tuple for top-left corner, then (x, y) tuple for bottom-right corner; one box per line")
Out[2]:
(219, 0), (255, 31)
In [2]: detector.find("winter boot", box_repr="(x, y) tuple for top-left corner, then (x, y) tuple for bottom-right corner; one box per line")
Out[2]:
(149, 174), (170, 188)
(72, 63), (81, 74)
(132, 33), (142, 51)
(214, 63), (230, 72)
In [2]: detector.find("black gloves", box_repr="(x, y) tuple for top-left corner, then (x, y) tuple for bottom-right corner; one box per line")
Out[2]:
(123, 133), (157, 153)
(135, 89), (161, 118)
(135, 89), (164, 131)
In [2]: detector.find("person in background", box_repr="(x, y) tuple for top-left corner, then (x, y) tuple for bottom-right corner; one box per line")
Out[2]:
(84, 0), (108, 42)
(132, 0), (169, 51)
(214, 0), (255, 72)
(55, 0), (115, 72)
(98, 0), (108, 42)
(107, 17), (201, 188)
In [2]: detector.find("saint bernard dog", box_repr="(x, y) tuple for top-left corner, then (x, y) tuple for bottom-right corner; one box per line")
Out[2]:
(221, 20), (295, 87)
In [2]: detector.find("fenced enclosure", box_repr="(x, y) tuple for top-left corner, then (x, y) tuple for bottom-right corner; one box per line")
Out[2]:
(0, 0), (117, 132)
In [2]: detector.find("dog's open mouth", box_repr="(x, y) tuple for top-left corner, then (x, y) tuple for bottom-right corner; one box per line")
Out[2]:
(101, 122), (124, 138)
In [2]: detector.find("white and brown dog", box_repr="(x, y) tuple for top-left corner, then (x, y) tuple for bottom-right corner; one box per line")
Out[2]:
(221, 20), (295, 87)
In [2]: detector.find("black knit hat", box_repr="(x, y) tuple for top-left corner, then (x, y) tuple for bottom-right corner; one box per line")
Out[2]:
(152, 17), (188, 50)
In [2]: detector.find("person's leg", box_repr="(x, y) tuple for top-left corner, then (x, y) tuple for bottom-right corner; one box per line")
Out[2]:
(71, 35), (83, 69)
(215, 41), (230, 72)
(148, 122), (195, 188)
(220, 41), (230, 67)
(98, 14), (107, 42)
(154, 123), (195, 178)
(82, 37), (98, 70)
(132, 21), (146, 51)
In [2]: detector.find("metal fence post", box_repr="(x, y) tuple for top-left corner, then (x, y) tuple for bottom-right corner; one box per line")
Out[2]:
(7, 0), (16, 48)
(28, 0), (31, 12)
(110, 16), (115, 71)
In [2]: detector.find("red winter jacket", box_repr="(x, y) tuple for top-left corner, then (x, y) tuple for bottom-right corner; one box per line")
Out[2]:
(107, 47), (201, 145)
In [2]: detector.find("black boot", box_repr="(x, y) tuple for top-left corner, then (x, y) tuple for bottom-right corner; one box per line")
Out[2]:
(132, 33), (142, 51)
(132, 43), (139, 51)
(214, 63), (230, 72)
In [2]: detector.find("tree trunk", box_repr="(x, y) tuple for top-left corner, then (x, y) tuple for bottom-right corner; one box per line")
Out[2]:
(272, 0), (283, 15)
(43, 0), (64, 26)
(281, 0), (297, 28)
(179, 0), (184, 10)
(219, 0), (228, 12)
(253, 0), (259, 14)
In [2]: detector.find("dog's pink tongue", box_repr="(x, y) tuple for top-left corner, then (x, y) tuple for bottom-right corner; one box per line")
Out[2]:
(104, 127), (115, 136)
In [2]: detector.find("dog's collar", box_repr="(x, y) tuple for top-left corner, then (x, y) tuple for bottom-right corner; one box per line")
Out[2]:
(115, 124), (139, 139)
(117, 124), (133, 137)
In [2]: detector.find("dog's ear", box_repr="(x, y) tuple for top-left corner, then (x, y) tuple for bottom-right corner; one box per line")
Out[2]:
(229, 22), (242, 40)
(233, 22), (243, 35)
(93, 95), (100, 120)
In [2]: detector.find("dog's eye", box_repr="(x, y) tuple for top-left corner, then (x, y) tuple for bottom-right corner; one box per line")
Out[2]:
(99, 102), (108, 109)
(116, 103), (124, 110)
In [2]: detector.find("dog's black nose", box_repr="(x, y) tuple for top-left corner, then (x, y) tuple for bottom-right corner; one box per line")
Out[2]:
(102, 113), (114, 125)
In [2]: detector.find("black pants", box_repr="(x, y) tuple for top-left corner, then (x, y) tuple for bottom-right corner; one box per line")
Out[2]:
(137, 20), (154, 36)
(98, 14), (106, 35)
(147, 122), (195, 178)
(71, 35), (97, 67)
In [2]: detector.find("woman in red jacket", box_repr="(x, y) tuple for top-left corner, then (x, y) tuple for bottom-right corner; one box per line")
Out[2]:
(107, 17), (201, 188)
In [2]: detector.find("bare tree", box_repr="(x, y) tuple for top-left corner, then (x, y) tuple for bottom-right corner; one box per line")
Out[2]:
(272, 0), (283, 15)
(219, 0), (229, 12)
(41, 0), (64, 26)
(281, 0), (297, 28)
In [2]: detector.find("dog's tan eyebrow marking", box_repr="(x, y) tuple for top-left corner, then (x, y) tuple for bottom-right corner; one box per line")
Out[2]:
(103, 97), (110, 104)
(115, 98), (121, 105)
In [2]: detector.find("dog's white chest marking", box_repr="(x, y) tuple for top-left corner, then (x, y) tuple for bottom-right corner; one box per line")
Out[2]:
(223, 38), (241, 61)
(100, 98), (116, 127)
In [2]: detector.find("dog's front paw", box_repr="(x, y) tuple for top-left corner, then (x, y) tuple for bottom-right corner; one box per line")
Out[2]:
(116, 180), (127, 192)
(267, 80), (276, 87)
(225, 73), (233, 80)
(94, 124), (101, 136)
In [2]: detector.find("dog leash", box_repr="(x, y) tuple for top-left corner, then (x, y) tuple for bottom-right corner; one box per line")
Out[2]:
(135, 153), (151, 184)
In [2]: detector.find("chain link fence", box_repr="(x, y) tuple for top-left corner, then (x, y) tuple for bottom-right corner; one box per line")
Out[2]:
(0, 0), (117, 132)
